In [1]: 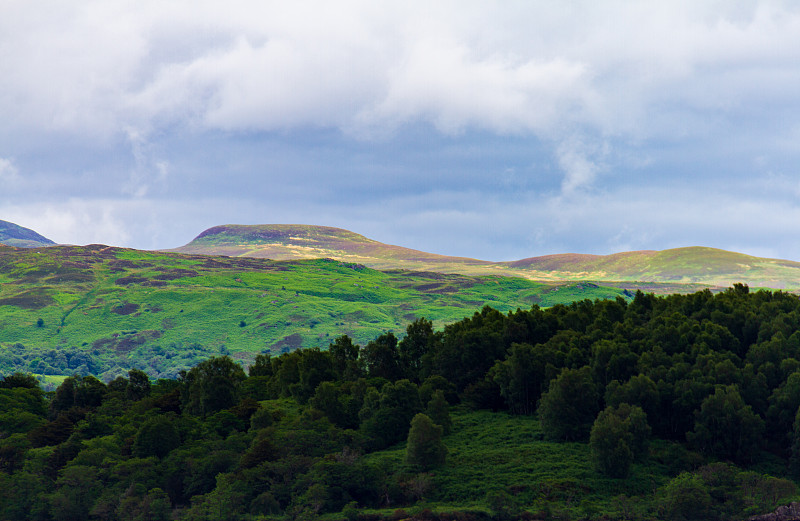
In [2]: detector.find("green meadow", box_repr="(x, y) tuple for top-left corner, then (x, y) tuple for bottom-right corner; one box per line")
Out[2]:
(0, 245), (630, 381)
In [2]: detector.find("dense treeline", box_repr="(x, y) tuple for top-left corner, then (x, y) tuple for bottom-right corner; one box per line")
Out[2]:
(2, 285), (800, 520)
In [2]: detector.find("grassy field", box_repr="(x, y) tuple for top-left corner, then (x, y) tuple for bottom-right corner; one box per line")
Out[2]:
(0, 244), (631, 380)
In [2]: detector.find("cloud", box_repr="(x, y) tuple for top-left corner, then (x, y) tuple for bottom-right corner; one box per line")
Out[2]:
(123, 128), (169, 198)
(555, 138), (609, 195)
(4, 1), (799, 141)
(2, 1), (800, 261)
(0, 158), (20, 187)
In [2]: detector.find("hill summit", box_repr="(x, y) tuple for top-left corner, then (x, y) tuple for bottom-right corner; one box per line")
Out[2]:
(0, 220), (55, 248)
(173, 224), (800, 290)
(173, 224), (485, 271)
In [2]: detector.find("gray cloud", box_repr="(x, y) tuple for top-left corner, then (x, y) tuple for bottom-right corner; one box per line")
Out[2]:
(2, 1), (800, 260)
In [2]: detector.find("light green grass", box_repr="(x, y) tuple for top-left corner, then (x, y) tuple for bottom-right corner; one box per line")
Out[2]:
(0, 246), (632, 379)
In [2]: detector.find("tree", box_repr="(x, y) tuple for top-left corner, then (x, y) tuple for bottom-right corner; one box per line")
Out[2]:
(425, 389), (452, 435)
(126, 368), (151, 401)
(405, 413), (447, 471)
(538, 366), (599, 441)
(181, 356), (246, 416)
(328, 335), (361, 380)
(590, 404), (650, 478)
(361, 333), (402, 381)
(360, 380), (422, 449)
(490, 342), (545, 415)
(791, 405), (800, 478)
(687, 385), (764, 463)
(398, 318), (434, 381)
(0, 372), (40, 389)
(133, 416), (180, 459)
(657, 472), (712, 521)
(248, 353), (273, 377)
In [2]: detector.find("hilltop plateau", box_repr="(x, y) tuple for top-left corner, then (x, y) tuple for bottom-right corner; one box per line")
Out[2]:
(174, 224), (800, 289)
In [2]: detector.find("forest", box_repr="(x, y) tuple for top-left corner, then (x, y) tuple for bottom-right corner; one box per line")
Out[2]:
(3, 284), (800, 520)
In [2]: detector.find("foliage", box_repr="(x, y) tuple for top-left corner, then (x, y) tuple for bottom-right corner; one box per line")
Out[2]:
(687, 385), (764, 463)
(405, 413), (447, 471)
(2, 287), (800, 520)
(538, 366), (600, 441)
(589, 404), (650, 478)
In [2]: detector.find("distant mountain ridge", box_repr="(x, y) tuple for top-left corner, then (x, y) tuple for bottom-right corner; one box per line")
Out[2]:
(173, 224), (800, 289)
(0, 220), (55, 248)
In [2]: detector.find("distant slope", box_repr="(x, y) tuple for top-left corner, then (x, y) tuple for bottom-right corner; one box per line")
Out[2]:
(503, 246), (800, 289)
(173, 224), (800, 289)
(0, 244), (628, 380)
(0, 219), (55, 248)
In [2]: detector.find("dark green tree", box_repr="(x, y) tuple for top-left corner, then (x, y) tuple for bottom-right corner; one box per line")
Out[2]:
(405, 413), (447, 471)
(657, 472), (712, 521)
(490, 342), (545, 415)
(398, 318), (434, 381)
(133, 416), (180, 459)
(248, 353), (273, 377)
(589, 404), (650, 478)
(181, 356), (246, 416)
(791, 406), (800, 478)
(688, 385), (764, 463)
(425, 389), (452, 435)
(360, 379), (421, 449)
(538, 366), (599, 441)
(361, 333), (402, 381)
(126, 368), (151, 401)
(328, 335), (361, 380)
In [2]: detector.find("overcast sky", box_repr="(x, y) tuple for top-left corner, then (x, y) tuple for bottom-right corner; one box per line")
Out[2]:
(2, 1), (800, 261)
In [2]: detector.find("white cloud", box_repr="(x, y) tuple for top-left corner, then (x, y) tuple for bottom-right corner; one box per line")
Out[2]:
(3, 1), (799, 141)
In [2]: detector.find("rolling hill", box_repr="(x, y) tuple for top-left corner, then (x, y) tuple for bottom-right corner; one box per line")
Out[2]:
(174, 224), (800, 289)
(0, 219), (55, 248)
(0, 243), (629, 381)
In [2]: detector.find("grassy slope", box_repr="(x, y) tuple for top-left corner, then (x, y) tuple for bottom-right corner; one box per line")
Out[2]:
(357, 407), (795, 520)
(173, 224), (800, 289)
(0, 244), (629, 378)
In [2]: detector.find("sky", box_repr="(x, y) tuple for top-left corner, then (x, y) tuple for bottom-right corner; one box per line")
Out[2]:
(2, 1), (800, 261)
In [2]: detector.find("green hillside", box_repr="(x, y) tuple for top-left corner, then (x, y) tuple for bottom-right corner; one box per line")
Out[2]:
(505, 246), (800, 288)
(0, 220), (55, 248)
(0, 244), (629, 381)
(4, 287), (800, 520)
(173, 224), (800, 289)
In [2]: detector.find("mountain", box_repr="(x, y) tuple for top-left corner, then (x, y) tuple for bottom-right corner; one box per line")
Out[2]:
(174, 224), (800, 289)
(0, 219), (55, 248)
